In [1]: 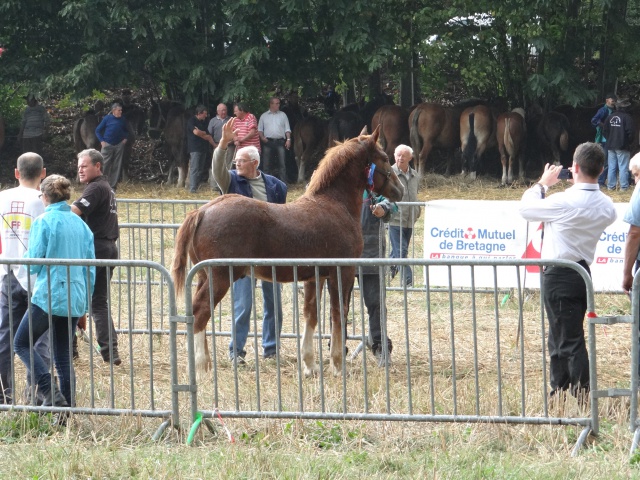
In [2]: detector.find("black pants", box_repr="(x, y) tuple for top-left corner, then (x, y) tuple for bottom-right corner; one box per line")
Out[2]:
(93, 239), (119, 358)
(542, 264), (589, 396)
(359, 273), (384, 347)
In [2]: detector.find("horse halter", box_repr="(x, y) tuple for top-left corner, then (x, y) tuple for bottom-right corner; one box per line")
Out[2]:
(365, 162), (393, 201)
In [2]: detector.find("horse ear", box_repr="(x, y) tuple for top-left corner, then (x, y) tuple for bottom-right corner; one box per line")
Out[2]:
(359, 126), (368, 136)
(370, 124), (380, 144)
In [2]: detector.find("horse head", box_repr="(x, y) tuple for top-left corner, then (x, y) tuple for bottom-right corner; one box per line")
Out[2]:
(361, 125), (404, 202)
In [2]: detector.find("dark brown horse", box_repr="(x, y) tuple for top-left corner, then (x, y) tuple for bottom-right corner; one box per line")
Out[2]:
(171, 126), (404, 376)
(327, 110), (365, 146)
(536, 112), (570, 167)
(293, 116), (327, 183)
(496, 109), (526, 185)
(73, 112), (101, 152)
(371, 105), (410, 162)
(149, 100), (190, 187)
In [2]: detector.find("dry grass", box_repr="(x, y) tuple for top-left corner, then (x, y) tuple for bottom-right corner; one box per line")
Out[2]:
(1, 176), (638, 478)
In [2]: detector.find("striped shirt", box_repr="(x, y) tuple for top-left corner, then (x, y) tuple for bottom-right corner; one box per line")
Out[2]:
(235, 113), (261, 153)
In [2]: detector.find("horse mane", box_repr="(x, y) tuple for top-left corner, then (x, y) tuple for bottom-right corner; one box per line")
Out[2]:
(306, 137), (365, 194)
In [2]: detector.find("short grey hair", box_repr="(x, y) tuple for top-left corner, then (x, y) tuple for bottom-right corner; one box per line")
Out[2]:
(78, 148), (104, 169)
(630, 152), (640, 171)
(394, 144), (413, 159)
(236, 146), (260, 163)
(16, 152), (44, 180)
(111, 102), (123, 111)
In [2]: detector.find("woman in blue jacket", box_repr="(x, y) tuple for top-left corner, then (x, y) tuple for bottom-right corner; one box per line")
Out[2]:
(13, 175), (95, 410)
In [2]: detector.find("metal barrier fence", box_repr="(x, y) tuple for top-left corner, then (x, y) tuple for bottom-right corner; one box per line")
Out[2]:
(0, 259), (180, 440)
(182, 257), (619, 455)
(2, 211), (638, 454)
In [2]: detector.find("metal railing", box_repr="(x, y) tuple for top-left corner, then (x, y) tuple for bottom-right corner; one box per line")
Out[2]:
(182, 257), (603, 455)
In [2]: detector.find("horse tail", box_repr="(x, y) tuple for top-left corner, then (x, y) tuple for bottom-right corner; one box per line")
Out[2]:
(73, 118), (85, 152)
(171, 208), (202, 296)
(378, 112), (388, 151)
(409, 108), (422, 154)
(559, 129), (569, 152)
(462, 112), (477, 163)
(503, 117), (513, 154)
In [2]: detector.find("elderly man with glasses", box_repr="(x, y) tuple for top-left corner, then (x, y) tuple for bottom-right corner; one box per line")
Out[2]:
(211, 118), (287, 364)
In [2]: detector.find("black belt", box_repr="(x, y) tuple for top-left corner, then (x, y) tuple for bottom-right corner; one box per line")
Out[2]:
(267, 137), (285, 142)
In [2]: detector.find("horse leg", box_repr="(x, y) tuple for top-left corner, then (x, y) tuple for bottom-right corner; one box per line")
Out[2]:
(193, 270), (231, 373)
(297, 149), (306, 184)
(192, 277), (212, 372)
(507, 154), (515, 184)
(500, 149), (508, 185)
(177, 165), (187, 189)
(418, 140), (433, 176)
(327, 270), (353, 376)
(301, 279), (322, 376)
(517, 152), (526, 182)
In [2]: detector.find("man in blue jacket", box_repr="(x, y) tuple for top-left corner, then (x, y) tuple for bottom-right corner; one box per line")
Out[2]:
(212, 118), (287, 364)
(591, 93), (616, 185)
(95, 103), (129, 189)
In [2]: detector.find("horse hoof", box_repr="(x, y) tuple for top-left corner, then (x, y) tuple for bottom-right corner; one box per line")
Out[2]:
(303, 365), (319, 377)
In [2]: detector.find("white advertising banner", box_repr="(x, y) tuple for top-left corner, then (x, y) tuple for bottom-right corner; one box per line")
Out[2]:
(422, 200), (629, 292)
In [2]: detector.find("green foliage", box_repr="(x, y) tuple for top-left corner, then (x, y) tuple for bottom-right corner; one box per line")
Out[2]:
(0, 85), (27, 131)
(1, 0), (639, 106)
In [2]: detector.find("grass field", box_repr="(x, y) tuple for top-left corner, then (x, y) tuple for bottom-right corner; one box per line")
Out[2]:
(1, 174), (639, 479)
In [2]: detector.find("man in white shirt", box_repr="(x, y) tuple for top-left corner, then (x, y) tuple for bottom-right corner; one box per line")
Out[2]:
(519, 142), (617, 400)
(258, 97), (291, 182)
(0, 152), (49, 404)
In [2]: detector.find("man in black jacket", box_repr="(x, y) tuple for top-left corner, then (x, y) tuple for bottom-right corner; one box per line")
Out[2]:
(604, 99), (635, 190)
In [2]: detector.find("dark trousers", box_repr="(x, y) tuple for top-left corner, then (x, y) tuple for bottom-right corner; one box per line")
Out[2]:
(22, 136), (44, 156)
(542, 264), (589, 396)
(189, 151), (208, 192)
(261, 139), (287, 182)
(14, 304), (78, 406)
(101, 142), (126, 189)
(358, 273), (384, 347)
(93, 240), (119, 359)
(0, 271), (50, 403)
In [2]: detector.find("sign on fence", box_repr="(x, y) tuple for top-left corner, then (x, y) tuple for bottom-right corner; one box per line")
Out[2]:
(423, 200), (629, 291)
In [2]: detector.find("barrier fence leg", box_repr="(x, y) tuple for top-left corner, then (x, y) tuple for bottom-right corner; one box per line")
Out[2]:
(570, 426), (591, 457)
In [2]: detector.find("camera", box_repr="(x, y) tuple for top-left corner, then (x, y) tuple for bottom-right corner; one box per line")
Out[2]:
(558, 168), (573, 180)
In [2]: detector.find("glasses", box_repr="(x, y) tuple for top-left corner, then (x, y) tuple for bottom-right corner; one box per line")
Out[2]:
(234, 158), (252, 165)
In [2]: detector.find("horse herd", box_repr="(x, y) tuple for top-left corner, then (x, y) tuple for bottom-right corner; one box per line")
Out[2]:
(61, 95), (640, 188)
(292, 98), (640, 187)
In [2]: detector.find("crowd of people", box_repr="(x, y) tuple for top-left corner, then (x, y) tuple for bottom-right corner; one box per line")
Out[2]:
(3, 92), (640, 420)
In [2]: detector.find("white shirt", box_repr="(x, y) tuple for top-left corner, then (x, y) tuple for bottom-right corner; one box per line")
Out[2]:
(519, 183), (617, 264)
(0, 185), (45, 290)
(258, 110), (291, 139)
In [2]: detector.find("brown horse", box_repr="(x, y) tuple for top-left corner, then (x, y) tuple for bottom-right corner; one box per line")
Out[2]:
(171, 126), (404, 376)
(496, 109), (526, 185)
(149, 100), (190, 187)
(371, 105), (410, 162)
(73, 112), (101, 152)
(293, 116), (327, 183)
(459, 105), (497, 180)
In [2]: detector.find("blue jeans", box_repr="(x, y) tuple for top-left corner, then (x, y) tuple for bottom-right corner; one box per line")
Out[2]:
(0, 272), (50, 403)
(229, 277), (283, 358)
(598, 144), (608, 186)
(389, 226), (413, 285)
(13, 304), (78, 406)
(189, 151), (208, 193)
(607, 149), (630, 190)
